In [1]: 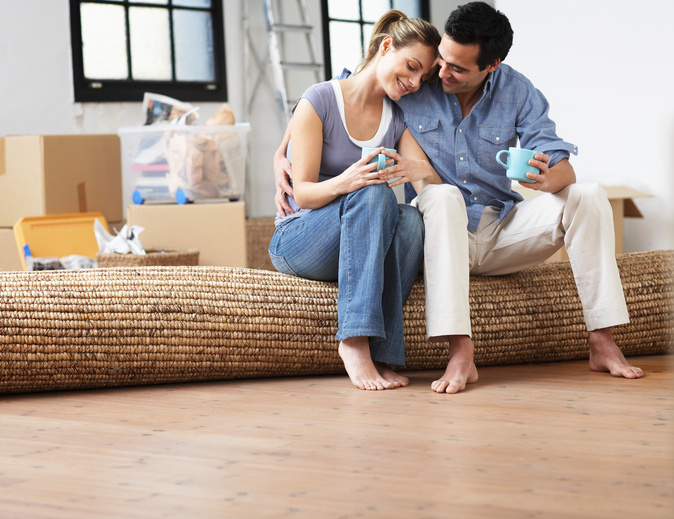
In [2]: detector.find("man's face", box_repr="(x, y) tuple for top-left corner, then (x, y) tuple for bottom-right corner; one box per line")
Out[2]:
(436, 34), (499, 96)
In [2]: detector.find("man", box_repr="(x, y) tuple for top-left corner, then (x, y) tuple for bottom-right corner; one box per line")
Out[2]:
(275, 2), (643, 392)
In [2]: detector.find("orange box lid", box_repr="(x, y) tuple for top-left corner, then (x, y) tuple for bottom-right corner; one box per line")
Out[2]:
(13, 212), (108, 271)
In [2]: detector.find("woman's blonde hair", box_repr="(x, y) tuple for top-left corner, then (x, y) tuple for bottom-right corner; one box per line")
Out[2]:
(355, 10), (441, 75)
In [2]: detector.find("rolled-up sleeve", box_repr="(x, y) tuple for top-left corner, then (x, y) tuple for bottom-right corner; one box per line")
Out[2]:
(516, 83), (578, 167)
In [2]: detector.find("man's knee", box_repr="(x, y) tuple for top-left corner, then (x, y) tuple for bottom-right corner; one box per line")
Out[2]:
(417, 184), (467, 224)
(418, 183), (464, 206)
(567, 183), (611, 216)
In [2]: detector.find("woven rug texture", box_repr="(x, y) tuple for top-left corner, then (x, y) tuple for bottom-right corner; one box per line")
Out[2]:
(0, 250), (672, 394)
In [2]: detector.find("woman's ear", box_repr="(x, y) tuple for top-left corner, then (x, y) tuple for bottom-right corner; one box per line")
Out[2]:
(380, 35), (393, 56)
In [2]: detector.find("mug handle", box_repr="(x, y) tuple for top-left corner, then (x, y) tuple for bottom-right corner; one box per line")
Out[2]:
(377, 154), (386, 171)
(495, 149), (509, 169)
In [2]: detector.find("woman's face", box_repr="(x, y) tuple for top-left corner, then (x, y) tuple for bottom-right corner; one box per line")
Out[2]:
(378, 37), (438, 101)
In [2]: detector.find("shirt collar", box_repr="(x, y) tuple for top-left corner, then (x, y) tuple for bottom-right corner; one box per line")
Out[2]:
(483, 69), (495, 99)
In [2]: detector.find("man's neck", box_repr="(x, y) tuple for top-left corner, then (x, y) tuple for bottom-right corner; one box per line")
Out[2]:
(454, 78), (489, 118)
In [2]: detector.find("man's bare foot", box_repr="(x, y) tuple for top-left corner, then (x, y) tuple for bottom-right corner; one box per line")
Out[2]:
(431, 335), (479, 393)
(338, 338), (396, 390)
(589, 327), (644, 379)
(374, 362), (409, 388)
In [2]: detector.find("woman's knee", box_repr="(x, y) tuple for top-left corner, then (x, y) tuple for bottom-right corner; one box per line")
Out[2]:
(348, 183), (397, 207)
(397, 204), (424, 246)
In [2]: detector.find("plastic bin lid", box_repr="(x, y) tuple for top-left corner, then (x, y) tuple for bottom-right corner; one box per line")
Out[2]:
(13, 212), (108, 271)
(117, 122), (251, 135)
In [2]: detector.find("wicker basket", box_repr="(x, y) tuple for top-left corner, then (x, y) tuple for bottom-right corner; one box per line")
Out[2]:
(96, 249), (199, 267)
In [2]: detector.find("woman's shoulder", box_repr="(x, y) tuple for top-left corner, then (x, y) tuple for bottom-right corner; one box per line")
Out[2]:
(302, 80), (337, 100)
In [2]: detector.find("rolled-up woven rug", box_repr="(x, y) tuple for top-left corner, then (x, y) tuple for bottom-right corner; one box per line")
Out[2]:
(0, 250), (671, 394)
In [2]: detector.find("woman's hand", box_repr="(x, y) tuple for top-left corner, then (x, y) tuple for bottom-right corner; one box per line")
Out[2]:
(332, 147), (389, 195)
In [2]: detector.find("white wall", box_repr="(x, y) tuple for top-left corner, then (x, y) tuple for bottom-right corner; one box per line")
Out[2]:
(0, 0), (245, 133)
(496, 0), (674, 252)
(0, 0), (248, 208)
(0, 0), (459, 220)
(4, 0), (670, 252)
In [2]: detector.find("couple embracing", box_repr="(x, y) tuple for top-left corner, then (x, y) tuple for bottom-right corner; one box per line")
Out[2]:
(269, 2), (643, 393)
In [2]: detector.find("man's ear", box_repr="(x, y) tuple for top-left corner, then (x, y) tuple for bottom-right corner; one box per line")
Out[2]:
(486, 59), (501, 73)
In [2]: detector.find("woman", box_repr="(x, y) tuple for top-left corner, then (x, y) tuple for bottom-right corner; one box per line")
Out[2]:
(269, 10), (441, 391)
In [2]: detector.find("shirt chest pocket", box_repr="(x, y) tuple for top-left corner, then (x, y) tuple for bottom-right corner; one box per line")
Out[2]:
(406, 114), (440, 159)
(477, 126), (517, 173)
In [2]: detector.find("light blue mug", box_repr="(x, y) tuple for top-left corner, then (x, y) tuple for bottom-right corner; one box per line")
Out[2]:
(362, 146), (396, 172)
(495, 147), (541, 183)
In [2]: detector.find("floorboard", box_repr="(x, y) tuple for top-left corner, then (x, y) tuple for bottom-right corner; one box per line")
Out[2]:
(0, 355), (672, 518)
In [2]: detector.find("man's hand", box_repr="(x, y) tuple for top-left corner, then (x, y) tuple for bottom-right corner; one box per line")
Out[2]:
(379, 148), (437, 188)
(518, 154), (575, 194)
(518, 153), (550, 191)
(274, 151), (294, 217)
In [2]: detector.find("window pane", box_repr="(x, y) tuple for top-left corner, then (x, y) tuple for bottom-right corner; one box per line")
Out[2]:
(328, 0), (359, 21)
(129, 7), (172, 80)
(393, 0), (421, 18)
(362, 0), (392, 23)
(173, 0), (211, 7)
(174, 9), (215, 81)
(362, 23), (374, 52)
(329, 21), (362, 77)
(80, 3), (128, 80)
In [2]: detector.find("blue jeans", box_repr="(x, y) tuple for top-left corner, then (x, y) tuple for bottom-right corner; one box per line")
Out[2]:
(269, 184), (424, 366)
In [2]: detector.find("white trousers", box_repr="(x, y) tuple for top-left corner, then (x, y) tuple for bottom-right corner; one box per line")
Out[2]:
(414, 183), (630, 339)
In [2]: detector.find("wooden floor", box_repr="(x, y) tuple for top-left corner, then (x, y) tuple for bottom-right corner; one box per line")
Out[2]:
(1, 355), (672, 519)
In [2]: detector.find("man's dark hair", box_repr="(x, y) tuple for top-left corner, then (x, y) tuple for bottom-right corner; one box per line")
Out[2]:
(444, 2), (513, 70)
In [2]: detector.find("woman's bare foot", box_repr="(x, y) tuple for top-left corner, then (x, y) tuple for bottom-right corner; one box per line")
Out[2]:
(338, 338), (396, 390)
(431, 335), (479, 394)
(374, 362), (409, 388)
(589, 328), (644, 379)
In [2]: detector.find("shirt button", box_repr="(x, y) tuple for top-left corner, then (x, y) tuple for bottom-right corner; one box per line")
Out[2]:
(453, 102), (457, 106)
(463, 180), (467, 184)
(473, 197), (478, 201)
(419, 125), (423, 130)
(496, 137), (500, 141)
(459, 157), (464, 161)
(458, 129), (463, 133)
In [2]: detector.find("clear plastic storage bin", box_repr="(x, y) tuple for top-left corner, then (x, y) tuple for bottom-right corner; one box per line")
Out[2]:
(117, 124), (250, 207)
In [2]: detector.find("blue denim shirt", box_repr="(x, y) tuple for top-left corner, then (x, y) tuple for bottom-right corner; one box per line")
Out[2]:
(396, 63), (578, 232)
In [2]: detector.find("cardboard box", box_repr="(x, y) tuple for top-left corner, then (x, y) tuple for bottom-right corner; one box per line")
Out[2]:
(513, 185), (651, 262)
(127, 201), (247, 267)
(0, 134), (123, 227)
(13, 212), (107, 271)
(0, 227), (22, 271)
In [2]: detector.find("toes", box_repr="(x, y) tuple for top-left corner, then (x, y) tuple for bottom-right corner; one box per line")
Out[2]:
(432, 380), (448, 393)
(444, 380), (465, 394)
(445, 383), (460, 394)
(624, 367), (644, 379)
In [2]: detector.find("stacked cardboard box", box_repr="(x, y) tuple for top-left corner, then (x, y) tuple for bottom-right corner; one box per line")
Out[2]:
(0, 134), (123, 270)
(127, 201), (247, 268)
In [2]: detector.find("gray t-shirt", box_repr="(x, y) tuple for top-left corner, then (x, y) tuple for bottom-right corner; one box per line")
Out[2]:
(275, 80), (407, 226)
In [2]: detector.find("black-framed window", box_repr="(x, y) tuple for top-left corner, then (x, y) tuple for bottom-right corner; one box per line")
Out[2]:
(69, 0), (227, 102)
(321, 0), (430, 80)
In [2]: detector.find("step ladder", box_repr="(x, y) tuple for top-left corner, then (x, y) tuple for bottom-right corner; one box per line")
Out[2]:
(262, 0), (324, 123)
